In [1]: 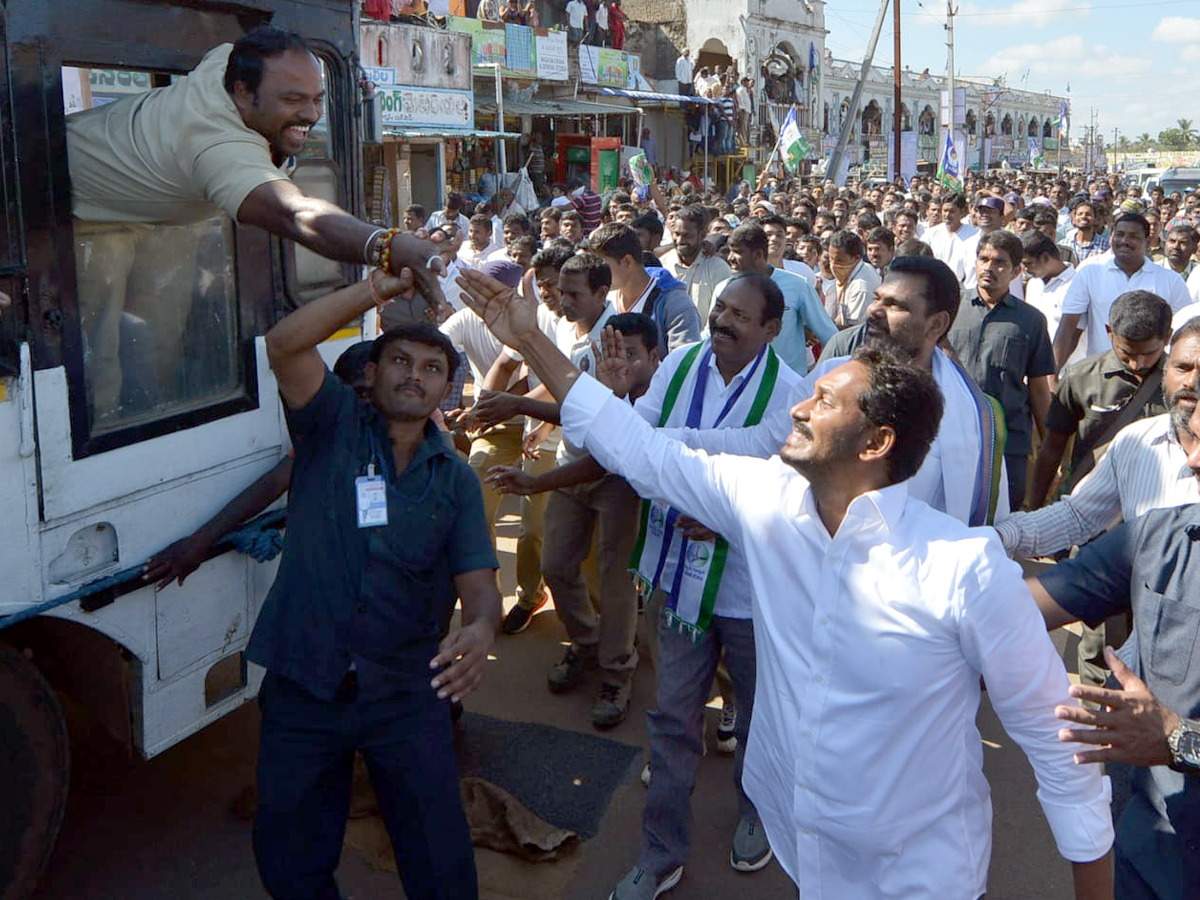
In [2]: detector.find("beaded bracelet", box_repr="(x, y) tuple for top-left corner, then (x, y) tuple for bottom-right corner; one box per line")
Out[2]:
(376, 227), (405, 274)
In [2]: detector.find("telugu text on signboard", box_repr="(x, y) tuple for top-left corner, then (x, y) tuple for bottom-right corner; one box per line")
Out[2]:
(378, 86), (474, 129)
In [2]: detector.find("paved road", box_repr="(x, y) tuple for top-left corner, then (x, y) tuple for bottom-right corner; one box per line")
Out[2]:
(32, 510), (1084, 900)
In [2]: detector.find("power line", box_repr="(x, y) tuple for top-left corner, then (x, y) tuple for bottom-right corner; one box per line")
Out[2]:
(837, 0), (1195, 17)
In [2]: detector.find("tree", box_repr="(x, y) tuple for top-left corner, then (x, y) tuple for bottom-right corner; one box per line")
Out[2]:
(1158, 128), (1188, 151)
(1136, 132), (1152, 150)
(1176, 118), (1196, 148)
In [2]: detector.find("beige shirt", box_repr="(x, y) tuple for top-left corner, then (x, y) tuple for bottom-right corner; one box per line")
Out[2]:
(659, 248), (732, 320)
(67, 44), (290, 224)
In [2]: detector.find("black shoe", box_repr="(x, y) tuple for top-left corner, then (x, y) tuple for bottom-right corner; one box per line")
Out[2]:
(548, 645), (594, 693)
(502, 594), (548, 635)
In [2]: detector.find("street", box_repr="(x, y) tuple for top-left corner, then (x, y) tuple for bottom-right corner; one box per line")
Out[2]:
(33, 507), (1081, 900)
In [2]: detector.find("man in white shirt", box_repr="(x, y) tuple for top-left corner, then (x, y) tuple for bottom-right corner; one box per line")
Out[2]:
(925, 192), (980, 287)
(996, 319), (1200, 558)
(453, 265), (1115, 900)
(507, 253), (639, 729)
(1022, 230), (1082, 371)
(457, 213), (500, 268)
(565, 0), (587, 43)
(659, 205), (732, 319)
(425, 192), (470, 234)
(1054, 213), (1192, 368)
(675, 53), (693, 94)
(826, 229), (881, 328)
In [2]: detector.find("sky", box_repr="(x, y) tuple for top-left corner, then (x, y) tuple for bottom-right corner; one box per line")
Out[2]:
(820, 0), (1199, 143)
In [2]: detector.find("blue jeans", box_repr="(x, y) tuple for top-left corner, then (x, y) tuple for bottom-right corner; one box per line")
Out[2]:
(639, 612), (758, 875)
(253, 672), (477, 900)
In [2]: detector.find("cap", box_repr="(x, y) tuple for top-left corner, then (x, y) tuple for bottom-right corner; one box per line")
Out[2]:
(1003, 192), (1023, 206)
(976, 197), (1005, 212)
(479, 260), (524, 289)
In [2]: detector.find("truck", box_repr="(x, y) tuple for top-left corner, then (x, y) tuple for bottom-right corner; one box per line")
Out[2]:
(0, 2), (365, 895)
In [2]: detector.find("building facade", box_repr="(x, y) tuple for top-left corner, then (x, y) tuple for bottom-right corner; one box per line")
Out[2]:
(821, 54), (1068, 172)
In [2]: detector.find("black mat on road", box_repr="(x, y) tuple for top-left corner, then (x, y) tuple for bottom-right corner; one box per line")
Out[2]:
(455, 713), (641, 840)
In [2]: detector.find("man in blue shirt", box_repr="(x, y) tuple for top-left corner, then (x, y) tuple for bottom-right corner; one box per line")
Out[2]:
(249, 269), (502, 900)
(1029, 399), (1200, 899)
(718, 222), (835, 375)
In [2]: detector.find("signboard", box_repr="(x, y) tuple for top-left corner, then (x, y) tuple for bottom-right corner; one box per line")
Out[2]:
(939, 87), (966, 128)
(535, 30), (568, 80)
(886, 131), (919, 183)
(578, 45), (628, 88)
(378, 85), (474, 129)
(446, 18), (569, 81)
(361, 23), (472, 90)
(362, 66), (395, 87)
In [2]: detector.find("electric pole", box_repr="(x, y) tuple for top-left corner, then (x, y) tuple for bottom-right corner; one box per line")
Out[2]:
(826, 0), (891, 185)
(945, 0), (957, 177)
(893, 0), (902, 182)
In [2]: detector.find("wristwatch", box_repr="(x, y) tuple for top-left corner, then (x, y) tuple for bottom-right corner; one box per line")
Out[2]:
(1167, 718), (1200, 772)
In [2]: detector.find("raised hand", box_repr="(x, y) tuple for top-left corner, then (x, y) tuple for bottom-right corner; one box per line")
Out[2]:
(595, 326), (633, 397)
(456, 267), (539, 348)
(1055, 646), (1182, 767)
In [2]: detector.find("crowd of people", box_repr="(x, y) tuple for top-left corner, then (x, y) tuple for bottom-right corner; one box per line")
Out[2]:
(52, 19), (1200, 900)
(144, 151), (1200, 900)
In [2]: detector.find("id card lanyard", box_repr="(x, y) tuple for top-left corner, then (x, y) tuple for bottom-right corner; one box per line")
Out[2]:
(356, 429), (389, 529)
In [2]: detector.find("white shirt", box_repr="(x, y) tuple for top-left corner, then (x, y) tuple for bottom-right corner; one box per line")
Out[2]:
(595, 2), (608, 28)
(456, 240), (500, 268)
(659, 248), (732, 320)
(996, 414), (1195, 557)
(675, 56), (693, 84)
(632, 341), (801, 619)
(661, 348), (1011, 527)
(439, 308), (505, 384)
(1187, 266), (1200, 304)
(829, 260), (881, 327)
(925, 221), (980, 286)
(437, 258), (468, 312)
(1173, 301), (1200, 336)
(1024, 263), (1084, 371)
(561, 374), (1114, 898)
(424, 210), (470, 233)
(1061, 253), (1192, 357)
(782, 258), (821, 295)
(566, 0), (586, 28)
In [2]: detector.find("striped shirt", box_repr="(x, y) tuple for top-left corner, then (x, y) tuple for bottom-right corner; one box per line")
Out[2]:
(995, 413), (1195, 557)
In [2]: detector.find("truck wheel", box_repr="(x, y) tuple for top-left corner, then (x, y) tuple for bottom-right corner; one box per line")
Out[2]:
(0, 644), (70, 900)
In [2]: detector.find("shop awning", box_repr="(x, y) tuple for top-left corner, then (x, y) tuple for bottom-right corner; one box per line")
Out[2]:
(383, 126), (522, 139)
(475, 95), (640, 117)
(596, 88), (721, 106)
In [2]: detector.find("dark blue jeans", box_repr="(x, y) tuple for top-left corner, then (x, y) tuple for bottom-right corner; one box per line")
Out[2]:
(253, 672), (477, 900)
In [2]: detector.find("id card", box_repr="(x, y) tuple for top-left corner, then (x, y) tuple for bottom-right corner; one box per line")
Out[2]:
(355, 469), (388, 528)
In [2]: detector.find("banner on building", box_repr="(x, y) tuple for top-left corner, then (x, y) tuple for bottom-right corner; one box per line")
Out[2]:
(577, 45), (648, 89)
(886, 131), (919, 183)
(536, 30), (569, 80)
(378, 85), (474, 129)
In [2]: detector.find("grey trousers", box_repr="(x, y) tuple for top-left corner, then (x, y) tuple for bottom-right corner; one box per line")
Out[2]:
(640, 611), (758, 876)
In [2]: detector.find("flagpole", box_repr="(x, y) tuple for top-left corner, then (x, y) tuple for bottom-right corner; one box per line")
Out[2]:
(755, 105), (794, 189)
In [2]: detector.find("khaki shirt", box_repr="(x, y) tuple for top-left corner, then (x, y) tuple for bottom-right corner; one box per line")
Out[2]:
(67, 44), (290, 223)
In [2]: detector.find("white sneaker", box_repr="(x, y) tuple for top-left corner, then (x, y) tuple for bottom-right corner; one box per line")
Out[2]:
(716, 704), (738, 754)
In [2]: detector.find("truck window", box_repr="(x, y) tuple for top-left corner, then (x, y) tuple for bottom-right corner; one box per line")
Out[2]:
(64, 65), (248, 442)
(286, 58), (351, 305)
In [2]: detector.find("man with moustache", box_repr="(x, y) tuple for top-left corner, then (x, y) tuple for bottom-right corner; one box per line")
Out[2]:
(607, 274), (801, 898)
(252, 271), (502, 899)
(677, 256), (1012, 526)
(454, 264), (1115, 900)
(67, 26), (444, 422)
